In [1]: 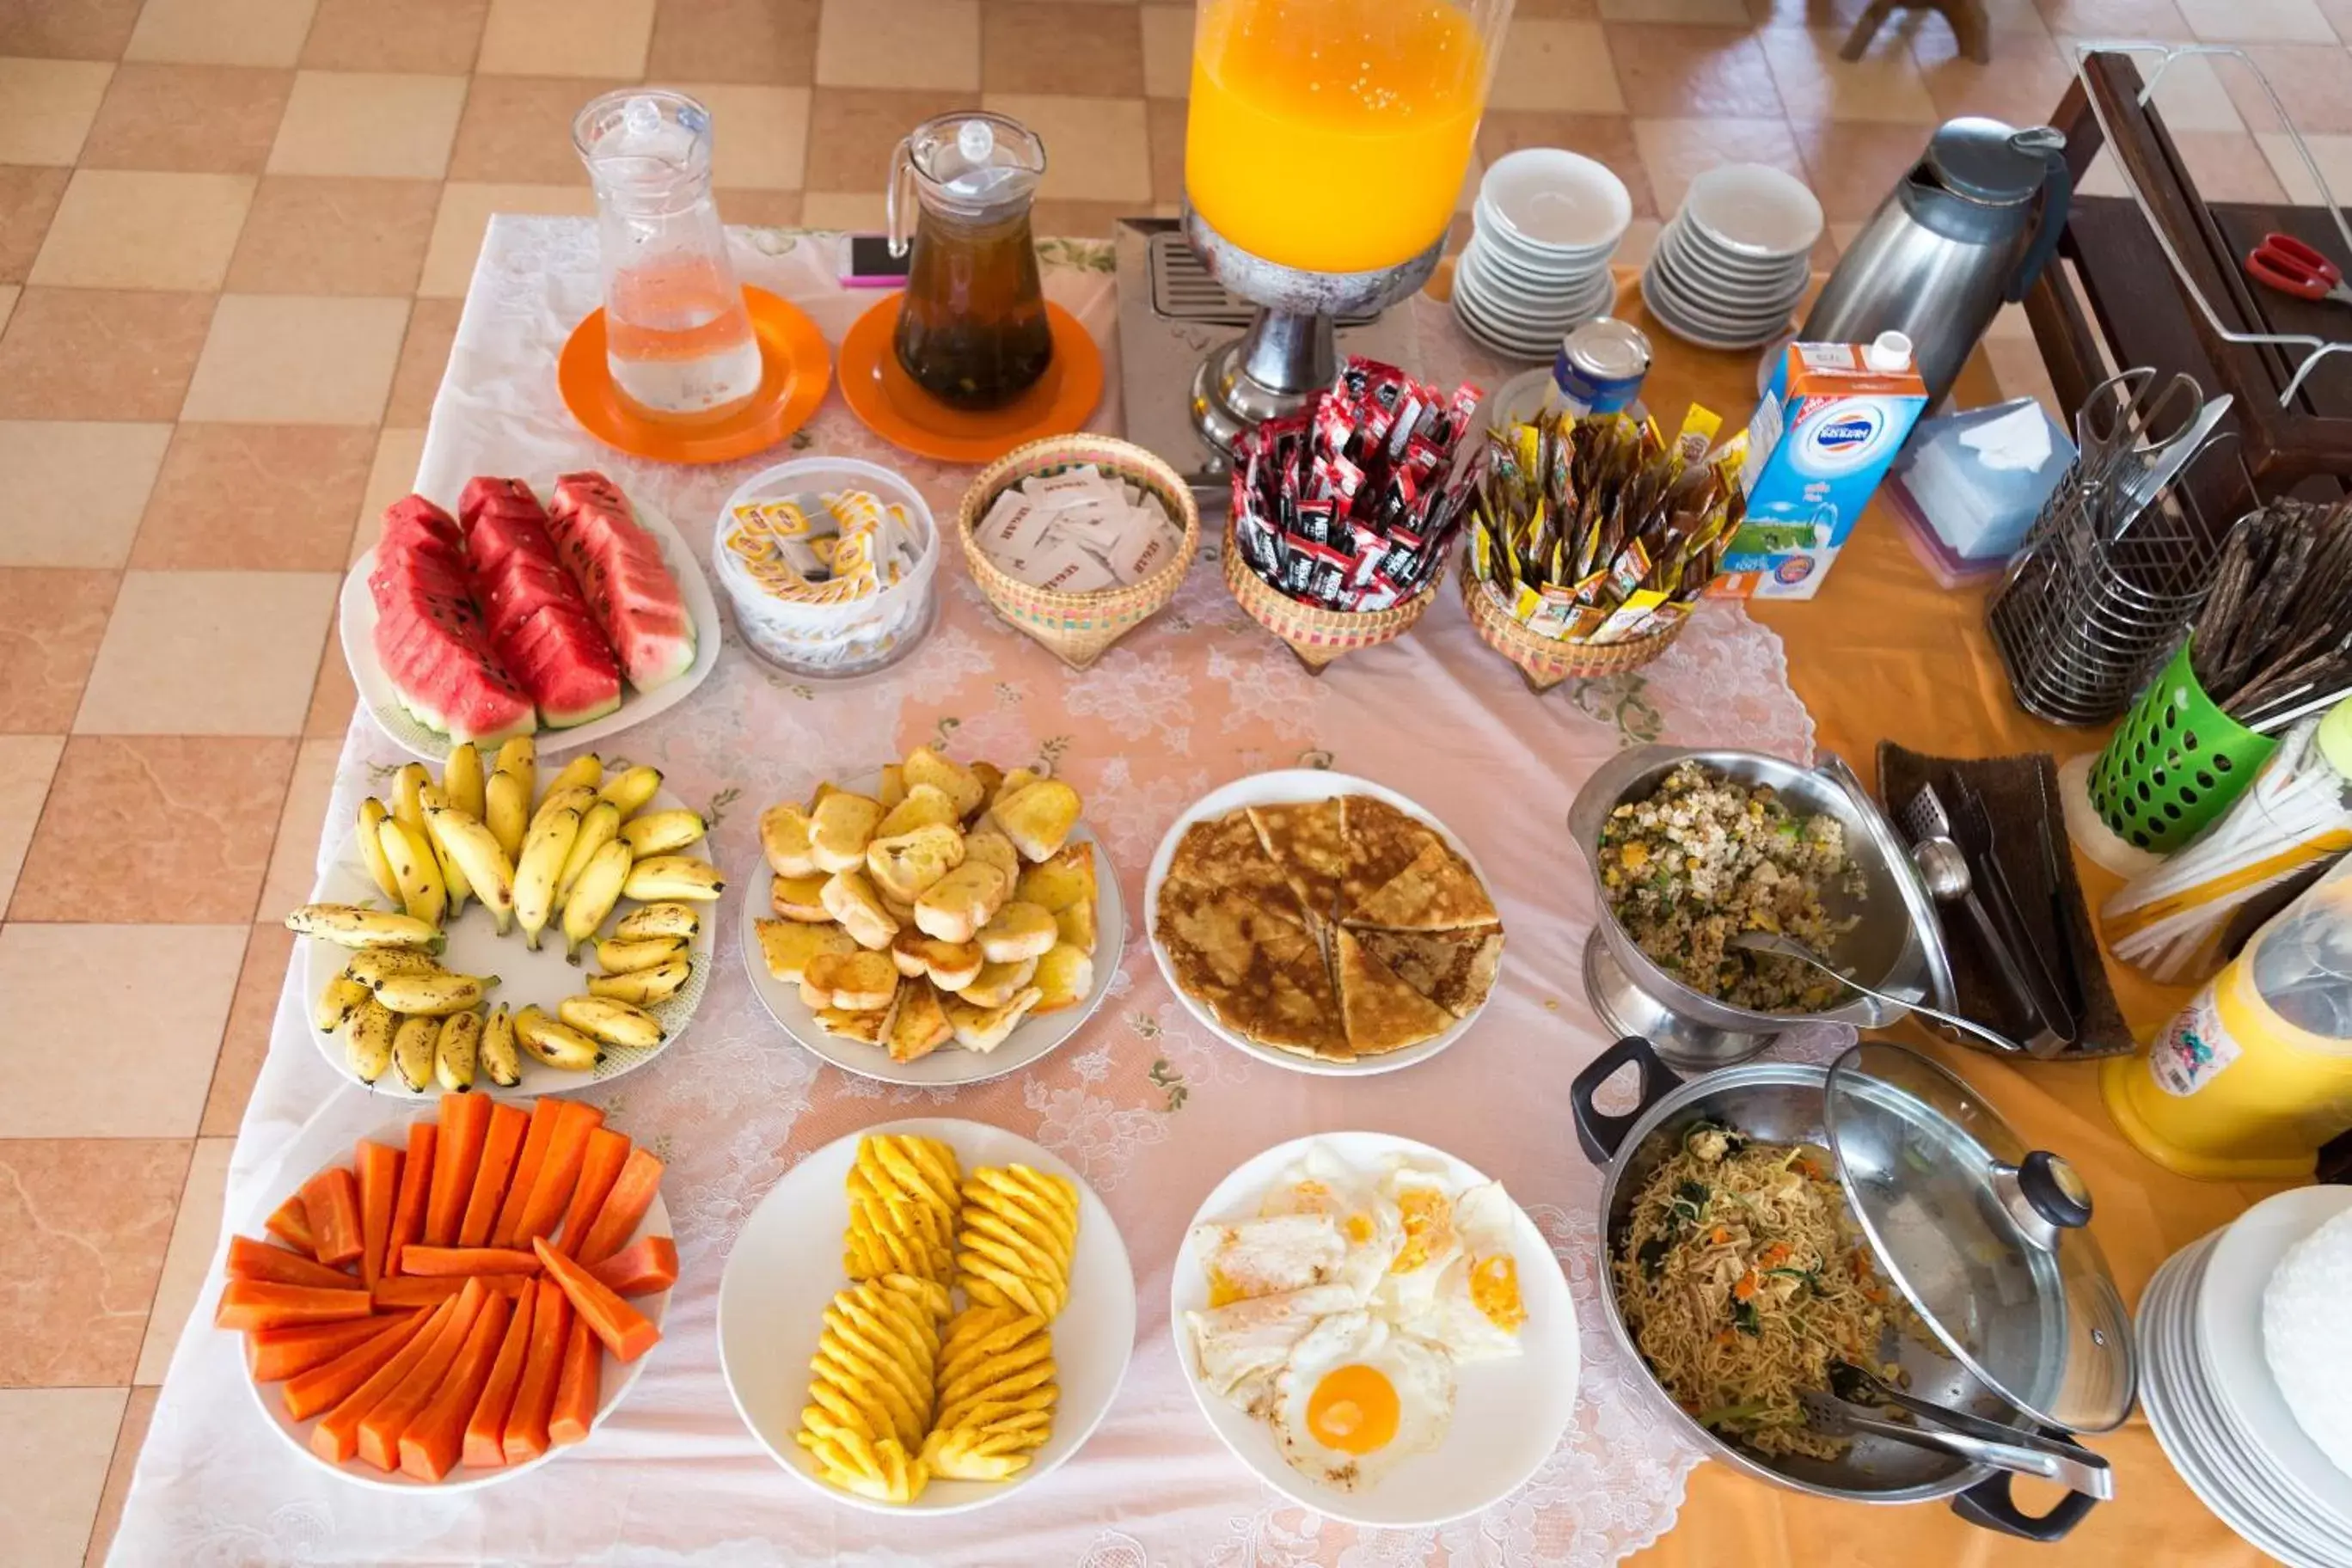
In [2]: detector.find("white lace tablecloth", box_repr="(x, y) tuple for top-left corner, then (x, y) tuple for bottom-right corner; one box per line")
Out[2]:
(113, 217), (1841, 1567)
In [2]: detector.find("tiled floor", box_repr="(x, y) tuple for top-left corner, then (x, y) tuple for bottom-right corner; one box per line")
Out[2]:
(3, 0), (2345, 1561)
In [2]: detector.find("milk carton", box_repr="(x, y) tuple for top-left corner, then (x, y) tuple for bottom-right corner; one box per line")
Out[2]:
(1707, 333), (1929, 601)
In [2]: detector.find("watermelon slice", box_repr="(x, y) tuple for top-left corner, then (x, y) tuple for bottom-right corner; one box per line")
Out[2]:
(446, 479), (627, 726)
(368, 498), (536, 744)
(501, 608), (622, 727)
(546, 472), (697, 692)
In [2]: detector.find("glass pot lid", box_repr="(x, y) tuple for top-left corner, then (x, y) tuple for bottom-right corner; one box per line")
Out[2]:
(1824, 1042), (2136, 1434)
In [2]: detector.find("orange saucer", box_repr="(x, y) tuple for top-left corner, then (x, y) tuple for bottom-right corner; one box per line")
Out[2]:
(559, 285), (830, 465)
(836, 295), (1104, 466)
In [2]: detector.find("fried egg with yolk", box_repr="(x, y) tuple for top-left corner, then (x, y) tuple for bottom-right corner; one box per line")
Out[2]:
(1271, 1312), (1455, 1491)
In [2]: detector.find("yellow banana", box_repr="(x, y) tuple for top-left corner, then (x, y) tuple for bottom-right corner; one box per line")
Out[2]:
(434, 1009), (481, 1092)
(479, 1002), (521, 1087)
(560, 839), (633, 956)
(372, 968), (497, 1015)
(493, 735), (536, 795)
(391, 1014), (438, 1092)
(560, 994), (665, 1050)
(614, 903), (701, 942)
(619, 808), (706, 859)
(346, 997), (397, 1083)
(514, 805), (583, 951)
(588, 955), (690, 1006)
(284, 903), (443, 950)
(485, 769), (531, 865)
(426, 803), (517, 935)
(622, 854), (725, 903)
(596, 935), (687, 974)
(415, 785), (471, 917)
(377, 818), (447, 928)
(513, 1004), (602, 1071)
(343, 946), (444, 986)
(444, 742), (487, 821)
(392, 762), (432, 839)
(555, 801), (622, 905)
(531, 784), (598, 835)
(543, 753), (603, 800)
(315, 971), (371, 1033)
(597, 763), (665, 818)
(357, 798), (403, 903)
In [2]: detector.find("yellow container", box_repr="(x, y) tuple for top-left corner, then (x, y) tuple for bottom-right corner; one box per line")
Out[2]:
(2104, 859), (2352, 1181)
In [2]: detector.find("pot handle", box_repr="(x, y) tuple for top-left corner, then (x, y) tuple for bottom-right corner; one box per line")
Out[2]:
(1949, 1437), (2101, 1542)
(1571, 1036), (1682, 1165)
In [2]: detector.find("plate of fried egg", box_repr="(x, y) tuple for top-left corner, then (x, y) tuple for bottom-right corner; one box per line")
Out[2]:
(1173, 1132), (1577, 1526)
(717, 1118), (1136, 1513)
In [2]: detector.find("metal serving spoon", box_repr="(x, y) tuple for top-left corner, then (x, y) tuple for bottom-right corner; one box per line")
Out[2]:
(1728, 931), (2027, 1056)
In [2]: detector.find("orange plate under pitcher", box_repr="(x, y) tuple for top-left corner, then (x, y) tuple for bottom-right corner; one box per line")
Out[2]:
(836, 293), (1104, 467)
(559, 285), (831, 466)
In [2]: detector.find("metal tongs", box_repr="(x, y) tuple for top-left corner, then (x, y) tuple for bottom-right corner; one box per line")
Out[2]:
(1801, 1363), (2115, 1501)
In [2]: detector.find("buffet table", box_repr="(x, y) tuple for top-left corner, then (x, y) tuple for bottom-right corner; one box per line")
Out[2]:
(112, 217), (2276, 1567)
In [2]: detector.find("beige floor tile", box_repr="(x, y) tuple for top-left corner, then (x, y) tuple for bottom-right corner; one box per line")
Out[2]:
(1789, 116), (1940, 219)
(0, 928), (243, 1136)
(0, 1145), (186, 1385)
(0, 733), (64, 911)
(12, 736), (296, 922)
(0, 568), (118, 734)
(126, 0), (316, 64)
(134, 1136), (234, 1385)
(307, 607), (360, 728)
(1607, 22), (1784, 118)
(419, 181), (598, 296)
(1145, 94), (1185, 203)
(982, 1), (1144, 95)
(1914, 25), (2076, 126)
(1478, 112), (1655, 217)
(817, 0), (982, 89)
(2165, 128), (2289, 199)
(0, 0), (147, 58)
(1603, 0), (1747, 15)
(75, 570), (340, 735)
(130, 425), (377, 571)
(1632, 115), (1807, 216)
(80, 62), (296, 173)
(449, 74), (620, 184)
(266, 70), (468, 178)
(2258, 130), (2352, 201)
(650, 0), (821, 83)
(0, 1387), (128, 1560)
(719, 188), (805, 227)
(0, 165), (71, 283)
(1029, 198), (1130, 239)
(1491, 19), (1624, 112)
(2215, 42), (2352, 134)
(980, 93), (1150, 201)
(2038, 0), (2196, 29)
(798, 190), (888, 229)
(0, 288), (216, 422)
(203, 921), (292, 1135)
(0, 58), (113, 164)
(259, 736), (343, 916)
(805, 87), (976, 191)
(29, 169), (255, 291)
(1761, 27), (1938, 122)
(354, 427), (431, 558)
(1139, 3), (1190, 96)
(83, 1386), (157, 1568)
(303, 0), (491, 74)
(224, 175), (443, 295)
(2178, 0), (2337, 36)
(388, 297), (465, 425)
(0, 284), (12, 334)
(478, 0), (657, 76)
(659, 83), (812, 189)
(2099, 47), (2245, 133)
(181, 294), (410, 425)
(0, 421), (173, 568)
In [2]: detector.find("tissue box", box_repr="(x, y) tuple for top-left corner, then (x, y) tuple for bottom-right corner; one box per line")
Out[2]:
(1890, 399), (2072, 584)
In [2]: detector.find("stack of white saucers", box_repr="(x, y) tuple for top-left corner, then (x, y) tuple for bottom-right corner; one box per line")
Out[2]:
(1640, 163), (1822, 352)
(1452, 148), (1630, 362)
(2137, 1185), (2352, 1568)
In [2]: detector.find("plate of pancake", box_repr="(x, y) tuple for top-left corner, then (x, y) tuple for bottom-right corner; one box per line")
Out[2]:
(1144, 771), (1504, 1075)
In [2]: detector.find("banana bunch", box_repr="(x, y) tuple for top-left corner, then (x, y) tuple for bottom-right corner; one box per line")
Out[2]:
(314, 948), (511, 1092)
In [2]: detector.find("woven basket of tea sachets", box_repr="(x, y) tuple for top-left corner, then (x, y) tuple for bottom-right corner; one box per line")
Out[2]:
(1460, 553), (1687, 692)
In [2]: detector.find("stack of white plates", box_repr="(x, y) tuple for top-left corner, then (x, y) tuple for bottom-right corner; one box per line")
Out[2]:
(1640, 164), (1822, 352)
(1452, 148), (1629, 362)
(2137, 1186), (2352, 1568)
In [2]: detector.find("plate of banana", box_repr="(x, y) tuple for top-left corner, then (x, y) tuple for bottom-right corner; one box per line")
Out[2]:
(286, 741), (725, 1096)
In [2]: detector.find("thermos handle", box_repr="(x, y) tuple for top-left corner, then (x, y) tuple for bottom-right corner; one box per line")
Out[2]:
(2006, 126), (2072, 303)
(885, 136), (917, 259)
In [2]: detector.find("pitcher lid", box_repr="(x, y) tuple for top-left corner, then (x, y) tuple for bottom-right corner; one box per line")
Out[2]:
(1926, 117), (2065, 205)
(905, 111), (1046, 213)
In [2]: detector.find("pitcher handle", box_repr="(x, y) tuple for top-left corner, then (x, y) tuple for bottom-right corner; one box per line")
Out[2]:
(2006, 126), (2072, 303)
(885, 136), (916, 259)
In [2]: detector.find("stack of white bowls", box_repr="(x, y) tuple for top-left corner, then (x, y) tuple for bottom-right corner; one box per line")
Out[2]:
(1452, 149), (1630, 362)
(2137, 1185), (2352, 1568)
(1641, 164), (1822, 351)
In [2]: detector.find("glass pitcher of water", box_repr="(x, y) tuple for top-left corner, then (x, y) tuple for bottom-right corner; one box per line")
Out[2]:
(573, 89), (762, 421)
(887, 113), (1052, 411)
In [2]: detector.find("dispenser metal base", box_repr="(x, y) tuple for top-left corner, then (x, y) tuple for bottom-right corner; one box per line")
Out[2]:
(1583, 928), (1777, 1072)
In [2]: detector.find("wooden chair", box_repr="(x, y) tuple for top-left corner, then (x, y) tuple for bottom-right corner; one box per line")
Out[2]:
(1841, 0), (1990, 65)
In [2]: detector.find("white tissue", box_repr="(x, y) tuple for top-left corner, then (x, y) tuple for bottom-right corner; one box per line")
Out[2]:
(1956, 401), (2054, 473)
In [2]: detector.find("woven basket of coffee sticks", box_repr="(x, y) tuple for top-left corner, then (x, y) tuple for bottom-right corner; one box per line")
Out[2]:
(1223, 523), (1437, 674)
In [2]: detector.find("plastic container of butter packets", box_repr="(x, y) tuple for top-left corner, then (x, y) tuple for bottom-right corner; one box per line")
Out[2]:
(715, 456), (939, 678)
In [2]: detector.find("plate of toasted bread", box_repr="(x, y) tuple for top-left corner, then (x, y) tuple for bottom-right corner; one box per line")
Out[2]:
(739, 746), (1124, 1085)
(1145, 771), (1503, 1075)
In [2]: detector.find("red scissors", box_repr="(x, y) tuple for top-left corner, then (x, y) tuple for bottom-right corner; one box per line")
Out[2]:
(2245, 230), (2352, 308)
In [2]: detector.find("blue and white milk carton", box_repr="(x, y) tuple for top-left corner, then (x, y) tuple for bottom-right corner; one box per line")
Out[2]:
(1709, 332), (1929, 601)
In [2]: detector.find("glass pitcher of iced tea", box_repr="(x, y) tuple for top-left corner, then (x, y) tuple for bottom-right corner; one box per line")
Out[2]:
(887, 113), (1053, 411)
(573, 88), (762, 421)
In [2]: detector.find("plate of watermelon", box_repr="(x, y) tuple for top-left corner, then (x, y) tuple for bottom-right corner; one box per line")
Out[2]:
(225, 1093), (673, 1491)
(345, 472), (722, 763)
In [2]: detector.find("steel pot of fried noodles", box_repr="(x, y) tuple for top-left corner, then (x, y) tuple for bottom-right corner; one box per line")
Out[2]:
(1569, 1035), (2134, 1541)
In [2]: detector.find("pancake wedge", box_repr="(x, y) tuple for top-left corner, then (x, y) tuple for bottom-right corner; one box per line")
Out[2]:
(1334, 928), (1452, 1056)
(1356, 926), (1504, 1019)
(1338, 795), (1438, 917)
(1246, 800), (1349, 925)
(1344, 839), (1498, 931)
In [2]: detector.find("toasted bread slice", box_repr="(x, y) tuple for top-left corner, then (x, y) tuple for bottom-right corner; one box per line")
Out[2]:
(810, 791), (885, 874)
(960, 954), (1039, 1008)
(760, 802), (821, 878)
(968, 761), (1004, 808)
(867, 822), (967, 904)
(991, 767), (1042, 810)
(1344, 840), (1498, 931)
(755, 917), (859, 984)
(1334, 928), (1451, 1056)
(977, 900), (1058, 964)
(914, 861), (1009, 944)
(992, 780), (1082, 862)
(944, 986), (1044, 1052)
(902, 746), (986, 818)
(874, 782), (959, 841)
(771, 872), (833, 922)
(1031, 942), (1093, 1016)
(801, 949), (900, 1012)
(892, 928), (985, 992)
(1054, 897), (1097, 956)
(885, 977), (952, 1063)
(816, 1003), (891, 1044)
(962, 825), (1020, 885)
(821, 867), (900, 950)
(875, 763), (906, 812)
(1015, 842), (1094, 913)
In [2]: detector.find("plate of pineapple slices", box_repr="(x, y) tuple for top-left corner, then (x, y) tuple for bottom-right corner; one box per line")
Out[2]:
(286, 741), (723, 1096)
(717, 1119), (1135, 1513)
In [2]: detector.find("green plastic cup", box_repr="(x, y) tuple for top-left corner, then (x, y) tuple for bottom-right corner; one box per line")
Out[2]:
(2087, 637), (2275, 854)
